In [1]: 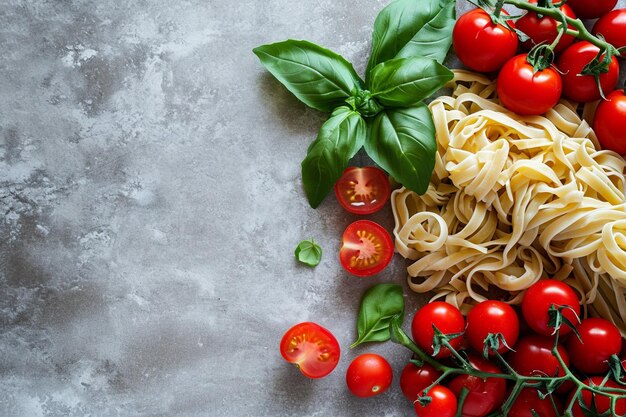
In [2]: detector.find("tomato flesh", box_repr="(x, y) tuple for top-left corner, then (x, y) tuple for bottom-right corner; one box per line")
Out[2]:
(339, 220), (393, 277)
(279, 322), (340, 378)
(594, 90), (626, 155)
(334, 166), (390, 215)
(509, 388), (562, 417)
(517, 0), (576, 53)
(346, 353), (393, 398)
(593, 9), (626, 54)
(570, 377), (626, 417)
(413, 385), (458, 417)
(521, 279), (580, 336)
(567, 317), (623, 374)
(448, 355), (506, 417)
(400, 362), (442, 402)
(566, 0), (617, 19)
(466, 300), (519, 355)
(411, 301), (465, 358)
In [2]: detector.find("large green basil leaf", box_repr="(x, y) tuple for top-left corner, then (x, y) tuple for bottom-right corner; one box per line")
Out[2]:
(351, 283), (404, 348)
(369, 57), (453, 107)
(366, 0), (456, 77)
(301, 107), (365, 208)
(253, 40), (363, 112)
(365, 104), (436, 195)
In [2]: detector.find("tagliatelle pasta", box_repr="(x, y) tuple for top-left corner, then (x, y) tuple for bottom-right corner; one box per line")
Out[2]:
(392, 70), (626, 334)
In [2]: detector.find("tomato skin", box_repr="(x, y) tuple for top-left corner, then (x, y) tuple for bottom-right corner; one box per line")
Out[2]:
(594, 90), (626, 155)
(279, 322), (340, 379)
(346, 353), (393, 398)
(334, 166), (390, 215)
(521, 280), (580, 336)
(453, 8), (519, 73)
(400, 363), (442, 402)
(593, 9), (626, 53)
(339, 220), (393, 277)
(411, 302), (465, 358)
(567, 317), (623, 374)
(466, 300), (519, 355)
(448, 355), (507, 417)
(497, 55), (562, 115)
(570, 377), (626, 417)
(413, 385), (458, 417)
(516, 0), (576, 53)
(566, 0), (617, 19)
(556, 41), (620, 103)
(509, 388), (562, 417)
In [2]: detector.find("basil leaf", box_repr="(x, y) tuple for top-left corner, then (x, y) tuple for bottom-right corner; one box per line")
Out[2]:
(253, 40), (363, 112)
(301, 107), (365, 208)
(364, 104), (436, 195)
(366, 0), (456, 77)
(295, 239), (322, 267)
(351, 283), (404, 348)
(369, 57), (453, 107)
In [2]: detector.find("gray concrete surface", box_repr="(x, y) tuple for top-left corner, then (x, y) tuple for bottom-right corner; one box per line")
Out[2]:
(1, 1), (625, 416)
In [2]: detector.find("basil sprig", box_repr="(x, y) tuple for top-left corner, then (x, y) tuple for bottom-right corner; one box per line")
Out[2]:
(253, 0), (456, 208)
(351, 283), (405, 348)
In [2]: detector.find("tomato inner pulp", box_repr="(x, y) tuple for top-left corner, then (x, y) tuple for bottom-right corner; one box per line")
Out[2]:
(344, 229), (383, 268)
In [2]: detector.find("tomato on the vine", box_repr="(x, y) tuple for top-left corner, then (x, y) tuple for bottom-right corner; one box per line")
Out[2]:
(569, 377), (626, 417)
(279, 322), (340, 378)
(411, 302), (465, 358)
(400, 362), (442, 402)
(565, 0), (617, 19)
(339, 220), (393, 277)
(521, 279), (580, 336)
(508, 388), (562, 417)
(594, 89), (626, 155)
(453, 8), (519, 73)
(413, 385), (457, 417)
(346, 353), (393, 398)
(567, 317), (623, 374)
(334, 166), (390, 215)
(516, 0), (576, 53)
(593, 9), (626, 53)
(466, 300), (519, 355)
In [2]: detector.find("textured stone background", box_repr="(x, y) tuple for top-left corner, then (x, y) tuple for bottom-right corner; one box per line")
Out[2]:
(1, 1), (625, 416)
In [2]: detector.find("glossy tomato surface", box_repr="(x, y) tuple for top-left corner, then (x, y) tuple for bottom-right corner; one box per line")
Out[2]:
(411, 302), (465, 358)
(466, 300), (519, 355)
(279, 322), (340, 378)
(567, 317), (622, 374)
(339, 220), (393, 277)
(594, 89), (626, 154)
(521, 279), (580, 336)
(453, 8), (518, 72)
(345, 353), (393, 398)
(593, 9), (626, 53)
(413, 385), (457, 417)
(334, 166), (390, 215)
(556, 41), (620, 102)
(448, 355), (506, 417)
(570, 377), (626, 417)
(497, 55), (562, 115)
(400, 362), (442, 402)
(509, 388), (562, 417)
(566, 0), (617, 19)
(517, 0), (576, 53)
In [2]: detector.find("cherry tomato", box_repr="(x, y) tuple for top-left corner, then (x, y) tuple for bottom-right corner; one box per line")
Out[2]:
(593, 9), (626, 54)
(334, 166), (390, 215)
(594, 89), (626, 154)
(413, 385), (457, 417)
(565, 0), (617, 19)
(509, 388), (562, 417)
(567, 317), (622, 374)
(448, 355), (507, 417)
(516, 0), (576, 53)
(346, 353), (393, 398)
(556, 41), (620, 103)
(279, 322), (340, 378)
(453, 8), (519, 73)
(570, 377), (626, 417)
(466, 300), (519, 355)
(411, 302), (465, 358)
(400, 362), (442, 402)
(522, 280), (580, 336)
(339, 220), (393, 277)
(497, 54), (562, 115)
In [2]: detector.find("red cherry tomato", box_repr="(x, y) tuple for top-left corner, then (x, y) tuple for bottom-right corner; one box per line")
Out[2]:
(516, 0), (576, 53)
(346, 353), (393, 398)
(570, 377), (626, 417)
(448, 355), (507, 417)
(413, 385), (458, 417)
(565, 0), (617, 19)
(466, 300), (519, 355)
(497, 54), (562, 115)
(411, 302), (465, 358)
(400, 362), (442, 402)
(279, 322), (340, 378)
(556, 41), (620, 103)
(339, 220), (393, 277)
(334, 166), (390, 215)
(594, 90), (626, 155)
(522, 280), (580, 336)
(567, 317), (622, 374)
(593, 9), (626, 54)
(509, 388), (563, 417)
(453, 8), (519, 73)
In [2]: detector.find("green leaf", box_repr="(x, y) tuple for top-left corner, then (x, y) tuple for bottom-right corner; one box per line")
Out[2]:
(364, 104), (436, 195)
(369, 57), (453, 107)
(253, 40), (363, 112)
(301, 107), (365, 208)
(366, 0), (456, 78)
(294, 239), (322, 267)
(351, 283), (404, 348)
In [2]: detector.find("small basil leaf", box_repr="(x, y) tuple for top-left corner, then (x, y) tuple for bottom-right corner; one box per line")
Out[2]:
(369, 57), (453, 107)
(365, 104), (436, 195)
(301, 107), (365, 208)
(295, 239), (322, 267)
(351, 283), (404, 348)
(253, 40), (363, 112)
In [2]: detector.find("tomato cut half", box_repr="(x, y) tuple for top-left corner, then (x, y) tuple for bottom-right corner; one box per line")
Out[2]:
(339, 220), (393, 277)
(279, 322), (340, 379)
(334, 166), (390, 215)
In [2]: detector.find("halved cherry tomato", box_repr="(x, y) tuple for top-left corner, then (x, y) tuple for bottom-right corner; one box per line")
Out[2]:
(466, 300), (519, 355)
(400, 362), (442, 402)
(565, 0), (617, 19)
(509, 388), (562, 417)
(569, 377), (626, 417)
(279, 322), (340, 379)
(346, 353), (393, 398)
(339, 220), (393, 277)
(593, 9), (626, 54)
(594, 89), (626, 154)
(334, 166), (390, 215)
(411, 302), (465, 358)
(413, 385), (458, 417)
(521, 280), (580, 336)
(567, 317), (623, 374)
(516, 0), (576, 53)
